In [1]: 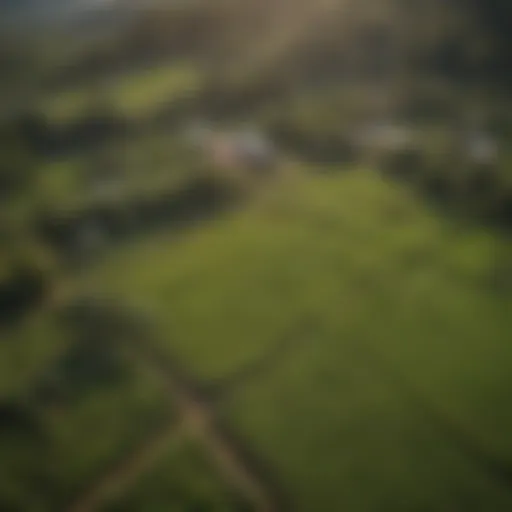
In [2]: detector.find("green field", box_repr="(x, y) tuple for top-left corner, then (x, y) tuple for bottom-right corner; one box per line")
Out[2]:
(0, 312), (68, 400)
(6, 52), (512, 512)
(77, 168), (512, 510)
(36, 132), (196, 217)
(41, 63), (201, 123)
(224, 330), (512, 511)
(102, 433), (247, 512)
(0, 308), (173, 511)
(5, 159), (511, 510)
(3, 2), (512, 509)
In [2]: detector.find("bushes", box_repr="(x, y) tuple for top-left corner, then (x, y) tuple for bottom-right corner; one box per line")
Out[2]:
(54, 108), (128, 154)
(0, 125), (36, 198)
(264, 105), (357, 165)
(0, 402), (43, 438)
(273, 123), (355, 164)
(35, 172), (240, 261)
(0, 262), (47, 325)
(33, 333), (127, 407)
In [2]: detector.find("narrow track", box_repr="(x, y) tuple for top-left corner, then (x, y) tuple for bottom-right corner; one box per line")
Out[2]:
(65, 302), (284, 512)
(68, 421), (182, 512)
(130, 336), (283, 512)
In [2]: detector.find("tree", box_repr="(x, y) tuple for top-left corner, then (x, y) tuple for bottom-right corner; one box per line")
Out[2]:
(0, 125), (35, 198)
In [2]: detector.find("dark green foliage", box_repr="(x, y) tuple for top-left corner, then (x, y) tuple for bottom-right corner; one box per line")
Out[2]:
(0, 263), (46, 325)
(0, 402), (42, 438)
(0, 125), (35, 197)
(14, 110), (53, 154)
(269, 120), (356, 165)
(33, 337), (127, 407)
(55, 109), (128, 155)
(465, 0), (512, 87)
(35, 172), (240, 261)
(379, 148), (426, 181)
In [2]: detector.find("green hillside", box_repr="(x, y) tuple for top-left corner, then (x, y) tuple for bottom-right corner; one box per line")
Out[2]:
(77, 168), (512, 511)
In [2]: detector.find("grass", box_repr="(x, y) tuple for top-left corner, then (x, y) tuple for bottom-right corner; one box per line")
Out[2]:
(0, 309), (173, 511)
(41, 63), (201, 123)
(113, 64), (200, 119)
(0, 312), (68, 400)
(223, 323), (512, 511)
(81, 167), (512, 509)
(102, 433), (246, 512)
(36, 157), (86, 206)
(34, 131), (198, 219)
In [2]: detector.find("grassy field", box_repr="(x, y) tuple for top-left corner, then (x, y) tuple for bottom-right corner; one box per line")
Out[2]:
(6, 78), (512, 507)
(33, 129), (199, 222)
(0, 312), (68, 400)
(102, 433), (247, 512)
(79, 167), (512, 509)
(0, 308), (173, 511)
(3, 3), (512, 509)
(41, 63), (201, 123)
(223, 326), (512, 511)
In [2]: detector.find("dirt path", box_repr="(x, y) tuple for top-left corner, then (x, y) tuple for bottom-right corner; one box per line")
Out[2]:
(66, 315), (282, 512)
(177, 389), (278, 512)
(68, 421), (183, 512)
(133, 338), (282, 512)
